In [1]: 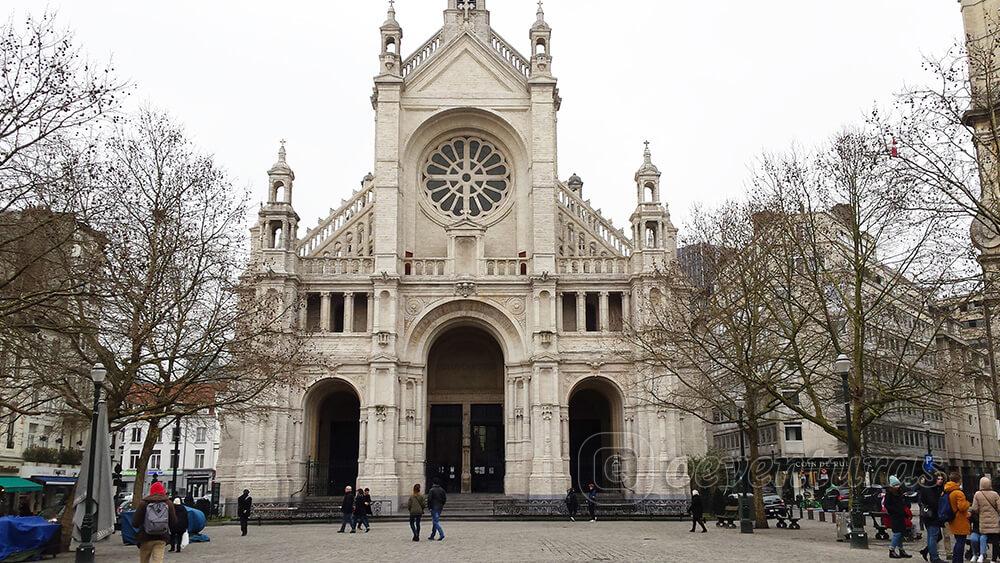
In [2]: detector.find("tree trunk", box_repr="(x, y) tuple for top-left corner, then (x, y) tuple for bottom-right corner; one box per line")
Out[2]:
(746, 420), (769, 529)
(131, 418), (163, 500)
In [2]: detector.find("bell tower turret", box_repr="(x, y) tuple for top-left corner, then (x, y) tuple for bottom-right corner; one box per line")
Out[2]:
(630, 142), (676, 271)
(379, 1), (403, 78)
(257, 140), (300, 274)
(529, 1), (552, 78)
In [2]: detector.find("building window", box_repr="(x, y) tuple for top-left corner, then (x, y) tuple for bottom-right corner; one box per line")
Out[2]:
(196, 427), (207, 443)
(422, 136), (510, 219)
(149, 450), (161, 470)
(4, 417), (13, 449)
(562, 293), (578, 332)
(130, 427), (142, 443)
(170, 450), (179, 469)
(784, 423), (803, 442)
(194, 449), (205, 469)
(781, 390), (800, 406)
(129, 450), (141, 470)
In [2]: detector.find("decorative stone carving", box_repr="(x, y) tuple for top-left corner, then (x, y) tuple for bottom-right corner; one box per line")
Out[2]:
(376, 331), (391, 346)
(514, 407), (524, 419)
(375, 405), (388, 422)
(405, 408), (416, 421)
(455, 281), (477, 297)
(541, 405), (552, 421)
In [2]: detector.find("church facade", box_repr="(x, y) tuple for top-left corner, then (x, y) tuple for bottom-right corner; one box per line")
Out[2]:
(217, 0), (704, 510)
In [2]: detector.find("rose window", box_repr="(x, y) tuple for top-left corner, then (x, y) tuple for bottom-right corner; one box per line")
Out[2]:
(423, 136), (511, 219)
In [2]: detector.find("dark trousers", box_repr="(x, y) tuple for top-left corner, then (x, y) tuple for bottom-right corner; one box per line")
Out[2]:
(339, 512), (355, 532)
(169, 532), (183, 551)
(587, 502), (596, 519)
(409, 515), (422, 538)
(356, 513), (370, 530)
(239, 517), (248, 536)
(691, 515), (707, 532)
(953, 535), (967, 563)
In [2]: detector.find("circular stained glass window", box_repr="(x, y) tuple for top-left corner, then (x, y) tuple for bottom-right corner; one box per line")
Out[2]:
(422, 136), (511, 219)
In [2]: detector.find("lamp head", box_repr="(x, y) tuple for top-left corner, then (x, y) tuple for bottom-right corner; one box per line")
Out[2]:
(91, 364), (107, 384)
(833, 354), (851, 376)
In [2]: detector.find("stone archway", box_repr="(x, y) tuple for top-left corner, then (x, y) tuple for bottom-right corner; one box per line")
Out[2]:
(303, 379), (361, 497)
(568, 377), (625, 492)
(425, 325), (505, 494)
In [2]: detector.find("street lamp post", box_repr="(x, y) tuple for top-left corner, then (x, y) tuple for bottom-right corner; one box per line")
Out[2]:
(75, 364), (106, 563)
(736, 402), (754, 534)
(835, 353), (868, 550)
(169, 417), (181, 498)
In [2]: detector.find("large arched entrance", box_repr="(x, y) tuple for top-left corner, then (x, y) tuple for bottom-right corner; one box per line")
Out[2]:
(568, 378), (624, 492)
(304, 380), (360, 497)
(425, 325), (505, 494)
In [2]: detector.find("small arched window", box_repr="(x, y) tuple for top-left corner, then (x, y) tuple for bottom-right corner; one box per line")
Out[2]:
(535, 39), (547, 56)
(385, 37), (397, 54)
(644, 182), (655, 202)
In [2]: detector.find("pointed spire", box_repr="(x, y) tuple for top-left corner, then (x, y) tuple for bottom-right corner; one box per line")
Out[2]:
(532, 0), (550, 30)
(383, 0), (401, 29)
(269, 139), (295, 178)
(635, 140), (660, 178)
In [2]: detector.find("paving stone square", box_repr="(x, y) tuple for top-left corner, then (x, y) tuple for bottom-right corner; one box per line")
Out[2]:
(60, 520), (905, 562)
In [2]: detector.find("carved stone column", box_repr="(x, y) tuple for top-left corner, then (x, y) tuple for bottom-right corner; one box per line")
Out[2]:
(344, 291), (354, 333)
(599, 291), (609, 332)
(320, 292), (331, 333)
(576, 291), (586, 332)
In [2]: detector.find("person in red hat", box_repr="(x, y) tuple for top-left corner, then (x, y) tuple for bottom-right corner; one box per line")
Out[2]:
(131, 481), (177, 563)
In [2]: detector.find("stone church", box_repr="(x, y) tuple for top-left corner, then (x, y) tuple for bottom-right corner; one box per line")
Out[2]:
(217, 0), (704, 511)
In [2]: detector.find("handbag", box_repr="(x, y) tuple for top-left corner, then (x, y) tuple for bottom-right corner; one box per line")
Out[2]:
(181, 531), (190, 548)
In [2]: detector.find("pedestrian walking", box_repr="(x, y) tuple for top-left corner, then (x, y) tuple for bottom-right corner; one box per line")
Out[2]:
(971, 476), (1000, 563)
(885, 476), (913, 559)
(565, 487), (579, 522)
(586, 483), (597, 522)
(131, 481), (177, 563)
(943, 472), (972, 563)
(428, 477), (447, 541)
(689, 489), (707, 533)
(339, 485), (357, 533)
(354, 486), (371, 532)
(237, 489), (253, 537)
(408, 483), (426, 542)
(919, 473), (946, 563)
(169, 498), (189, 553)
(364, 488), (373, 521)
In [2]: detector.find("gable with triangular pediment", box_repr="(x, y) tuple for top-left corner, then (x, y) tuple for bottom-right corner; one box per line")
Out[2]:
(403, 32), (528, 101)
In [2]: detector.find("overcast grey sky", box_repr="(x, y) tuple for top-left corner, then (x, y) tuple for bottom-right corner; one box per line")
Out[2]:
(7, 0), (964, 234)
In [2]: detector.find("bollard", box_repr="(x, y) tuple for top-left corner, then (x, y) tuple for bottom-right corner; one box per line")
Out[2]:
(807, 508), (814, 520)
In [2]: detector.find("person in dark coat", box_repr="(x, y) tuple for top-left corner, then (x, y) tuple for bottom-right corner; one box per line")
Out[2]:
(237, 489), (253, 537)
(427, 478), (447, 541)
(169, 498), (189, 552)
(586, 483), (598, 522)
(565, 487), (579, 521)
(884, 475), (913, 559)
(131, 481), (178, 563)
(354, 486), (370, 532)
(184, 493), (195, 507)
(338, 486), (356, 533)
(364, 488), (373, 517)
(690, 489), (707, 533)
(918, 473), (945, 563)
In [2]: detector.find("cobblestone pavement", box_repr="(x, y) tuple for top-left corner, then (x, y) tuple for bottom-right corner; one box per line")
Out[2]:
(63, 520), (904, 562)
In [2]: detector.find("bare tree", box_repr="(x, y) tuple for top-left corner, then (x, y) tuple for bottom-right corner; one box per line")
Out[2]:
(0, 12), (125, 330)
(3, 109), (310, 497)
(626, 200), (794, 528)
(749, 130), (969, 509)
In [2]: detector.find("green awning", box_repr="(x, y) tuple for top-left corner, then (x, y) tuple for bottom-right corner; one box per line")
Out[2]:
(0, 477), (43, 493)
